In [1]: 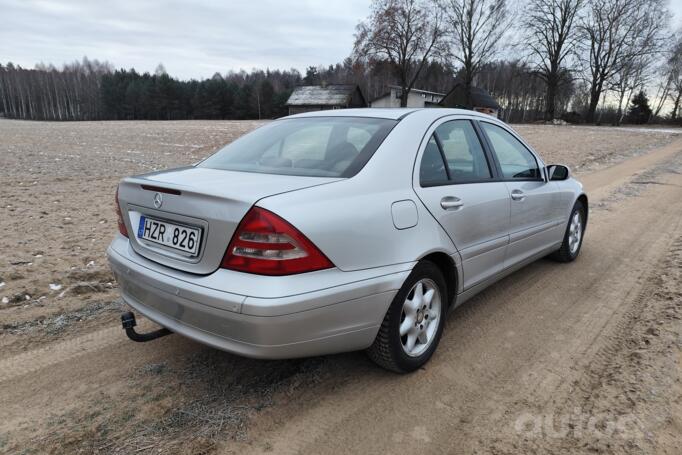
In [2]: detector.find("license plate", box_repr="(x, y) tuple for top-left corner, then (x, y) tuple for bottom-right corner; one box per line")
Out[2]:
(137, 216), (201, 255)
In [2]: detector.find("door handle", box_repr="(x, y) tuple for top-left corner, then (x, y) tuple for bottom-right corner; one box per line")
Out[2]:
(440, 196), (463, 210)
(511, 190), (526, 201)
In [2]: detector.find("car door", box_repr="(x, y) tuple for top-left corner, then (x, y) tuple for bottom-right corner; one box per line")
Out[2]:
(478, 121), (564, 267)
(414, 118), (511, 290)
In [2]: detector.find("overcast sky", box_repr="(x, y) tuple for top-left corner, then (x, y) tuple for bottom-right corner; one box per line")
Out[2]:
(1, 0), (681, 81)
(0, 0), (370, 80)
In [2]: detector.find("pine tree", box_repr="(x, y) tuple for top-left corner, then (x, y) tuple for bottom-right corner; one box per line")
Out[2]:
(626, 90), (652, 124)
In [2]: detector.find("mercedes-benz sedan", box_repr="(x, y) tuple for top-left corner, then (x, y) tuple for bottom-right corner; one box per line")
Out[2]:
(107, 108), (587, 373)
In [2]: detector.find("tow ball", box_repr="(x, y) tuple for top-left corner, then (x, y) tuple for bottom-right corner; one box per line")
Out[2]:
(121, 311), (172, 342)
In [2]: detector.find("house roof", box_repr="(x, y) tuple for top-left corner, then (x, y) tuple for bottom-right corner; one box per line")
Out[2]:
(387, 85), (446, 96)
(286, 84), (361, 106)
(439, 83), (500, 109)
(371, 85), (446, 102)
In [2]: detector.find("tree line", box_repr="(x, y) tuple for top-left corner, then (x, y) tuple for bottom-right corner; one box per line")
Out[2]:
(0, 60), (299, 121)
(1, 0), (681, 124)
(0, 57), (456, 121)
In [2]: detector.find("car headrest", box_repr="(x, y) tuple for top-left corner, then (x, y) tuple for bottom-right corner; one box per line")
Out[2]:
(326, 142), (358, 164)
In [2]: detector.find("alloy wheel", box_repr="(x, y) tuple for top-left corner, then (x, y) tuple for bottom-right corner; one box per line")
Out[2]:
(400, 278), (442, 357)
(568, 211), (583, 255)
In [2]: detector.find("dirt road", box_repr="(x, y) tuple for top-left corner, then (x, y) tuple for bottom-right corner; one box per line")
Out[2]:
(234, 140), (682, 455)
(1, 124), (681, 454)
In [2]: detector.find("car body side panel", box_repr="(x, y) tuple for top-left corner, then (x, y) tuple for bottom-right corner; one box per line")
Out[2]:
(416, 182), (510, 289)
(554, 177), (586, 216)
(473, 120), (583, 268)
(485, 122), (585, 224)
(504, 180), (566, 267)
(408, 113), (512, 290)
(454, 241), (561, 309)
(257, 182), (457, 272)
(256, 110), (463, 273)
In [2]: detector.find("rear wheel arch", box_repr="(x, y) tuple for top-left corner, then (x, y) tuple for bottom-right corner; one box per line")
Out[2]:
(419, 252), (457, 309)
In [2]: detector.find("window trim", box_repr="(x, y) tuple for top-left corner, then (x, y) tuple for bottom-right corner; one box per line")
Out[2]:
(418, 119), (497, 188)
(476, 120), (546, 183)
(431, 132), (452, 181)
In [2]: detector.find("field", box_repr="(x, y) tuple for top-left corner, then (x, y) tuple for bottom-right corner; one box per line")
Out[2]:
(1, 119), (681, 454)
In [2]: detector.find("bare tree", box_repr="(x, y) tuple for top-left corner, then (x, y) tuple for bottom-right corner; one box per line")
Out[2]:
(523, 0), (584, 121)
(650, 72), (671, 118)
(0, 57), (113, 120)
(580, 0), (668, 123)
(440, 0), (512, 107)
(609, 55), (647, 125)
(354, 0), (446, 107)
(476, 59), (565, 122)
(666, 34), (682, 120)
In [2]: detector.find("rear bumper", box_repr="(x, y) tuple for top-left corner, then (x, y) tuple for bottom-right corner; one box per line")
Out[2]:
(107, 235), (412, 359)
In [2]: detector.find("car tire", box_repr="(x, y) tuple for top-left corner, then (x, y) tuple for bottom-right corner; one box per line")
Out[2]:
(367, 260), (447, 373)
(550, 200), (586, 263)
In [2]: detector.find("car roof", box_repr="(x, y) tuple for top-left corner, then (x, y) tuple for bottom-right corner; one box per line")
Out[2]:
(285, 107), (495, 122)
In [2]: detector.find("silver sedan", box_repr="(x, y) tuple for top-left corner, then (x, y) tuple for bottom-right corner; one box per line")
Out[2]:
(107, 108), (587, 373)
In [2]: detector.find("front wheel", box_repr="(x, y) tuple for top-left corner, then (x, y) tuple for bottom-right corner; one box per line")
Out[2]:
(551, 201), (586, 262)
(367, 261), (447, 373)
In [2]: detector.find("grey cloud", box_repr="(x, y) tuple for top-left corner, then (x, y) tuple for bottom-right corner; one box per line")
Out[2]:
(0, 0), (369, 79)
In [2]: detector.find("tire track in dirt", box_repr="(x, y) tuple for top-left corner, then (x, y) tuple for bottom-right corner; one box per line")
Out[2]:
(0, 326), (122, 383)
(498, 232), (682, 453)
(0, 314), (162, 383)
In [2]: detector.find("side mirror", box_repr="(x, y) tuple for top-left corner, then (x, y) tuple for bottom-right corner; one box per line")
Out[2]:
(547, 164), (570, 181)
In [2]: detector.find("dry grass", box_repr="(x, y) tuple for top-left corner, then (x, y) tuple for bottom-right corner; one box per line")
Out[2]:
(32, 352), (327, 454)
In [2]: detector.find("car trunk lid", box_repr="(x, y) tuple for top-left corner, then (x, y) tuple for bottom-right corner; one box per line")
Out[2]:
(118, 166), (341, 274)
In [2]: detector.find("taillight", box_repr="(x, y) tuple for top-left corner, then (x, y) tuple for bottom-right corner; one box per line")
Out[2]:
(115, 186), (129, 237)
(221, 207), (333, 275)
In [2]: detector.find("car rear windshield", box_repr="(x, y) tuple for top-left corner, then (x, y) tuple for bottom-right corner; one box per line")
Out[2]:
(197, 117), (397, 177)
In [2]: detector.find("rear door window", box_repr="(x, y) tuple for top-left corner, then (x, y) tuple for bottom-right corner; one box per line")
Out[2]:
(419, 119), (492, 186)
(419, 136), (448, 185)
(434, 120), (492, 182)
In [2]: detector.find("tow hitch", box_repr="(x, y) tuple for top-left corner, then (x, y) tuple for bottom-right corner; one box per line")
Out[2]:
(121, 311), (172, 342)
